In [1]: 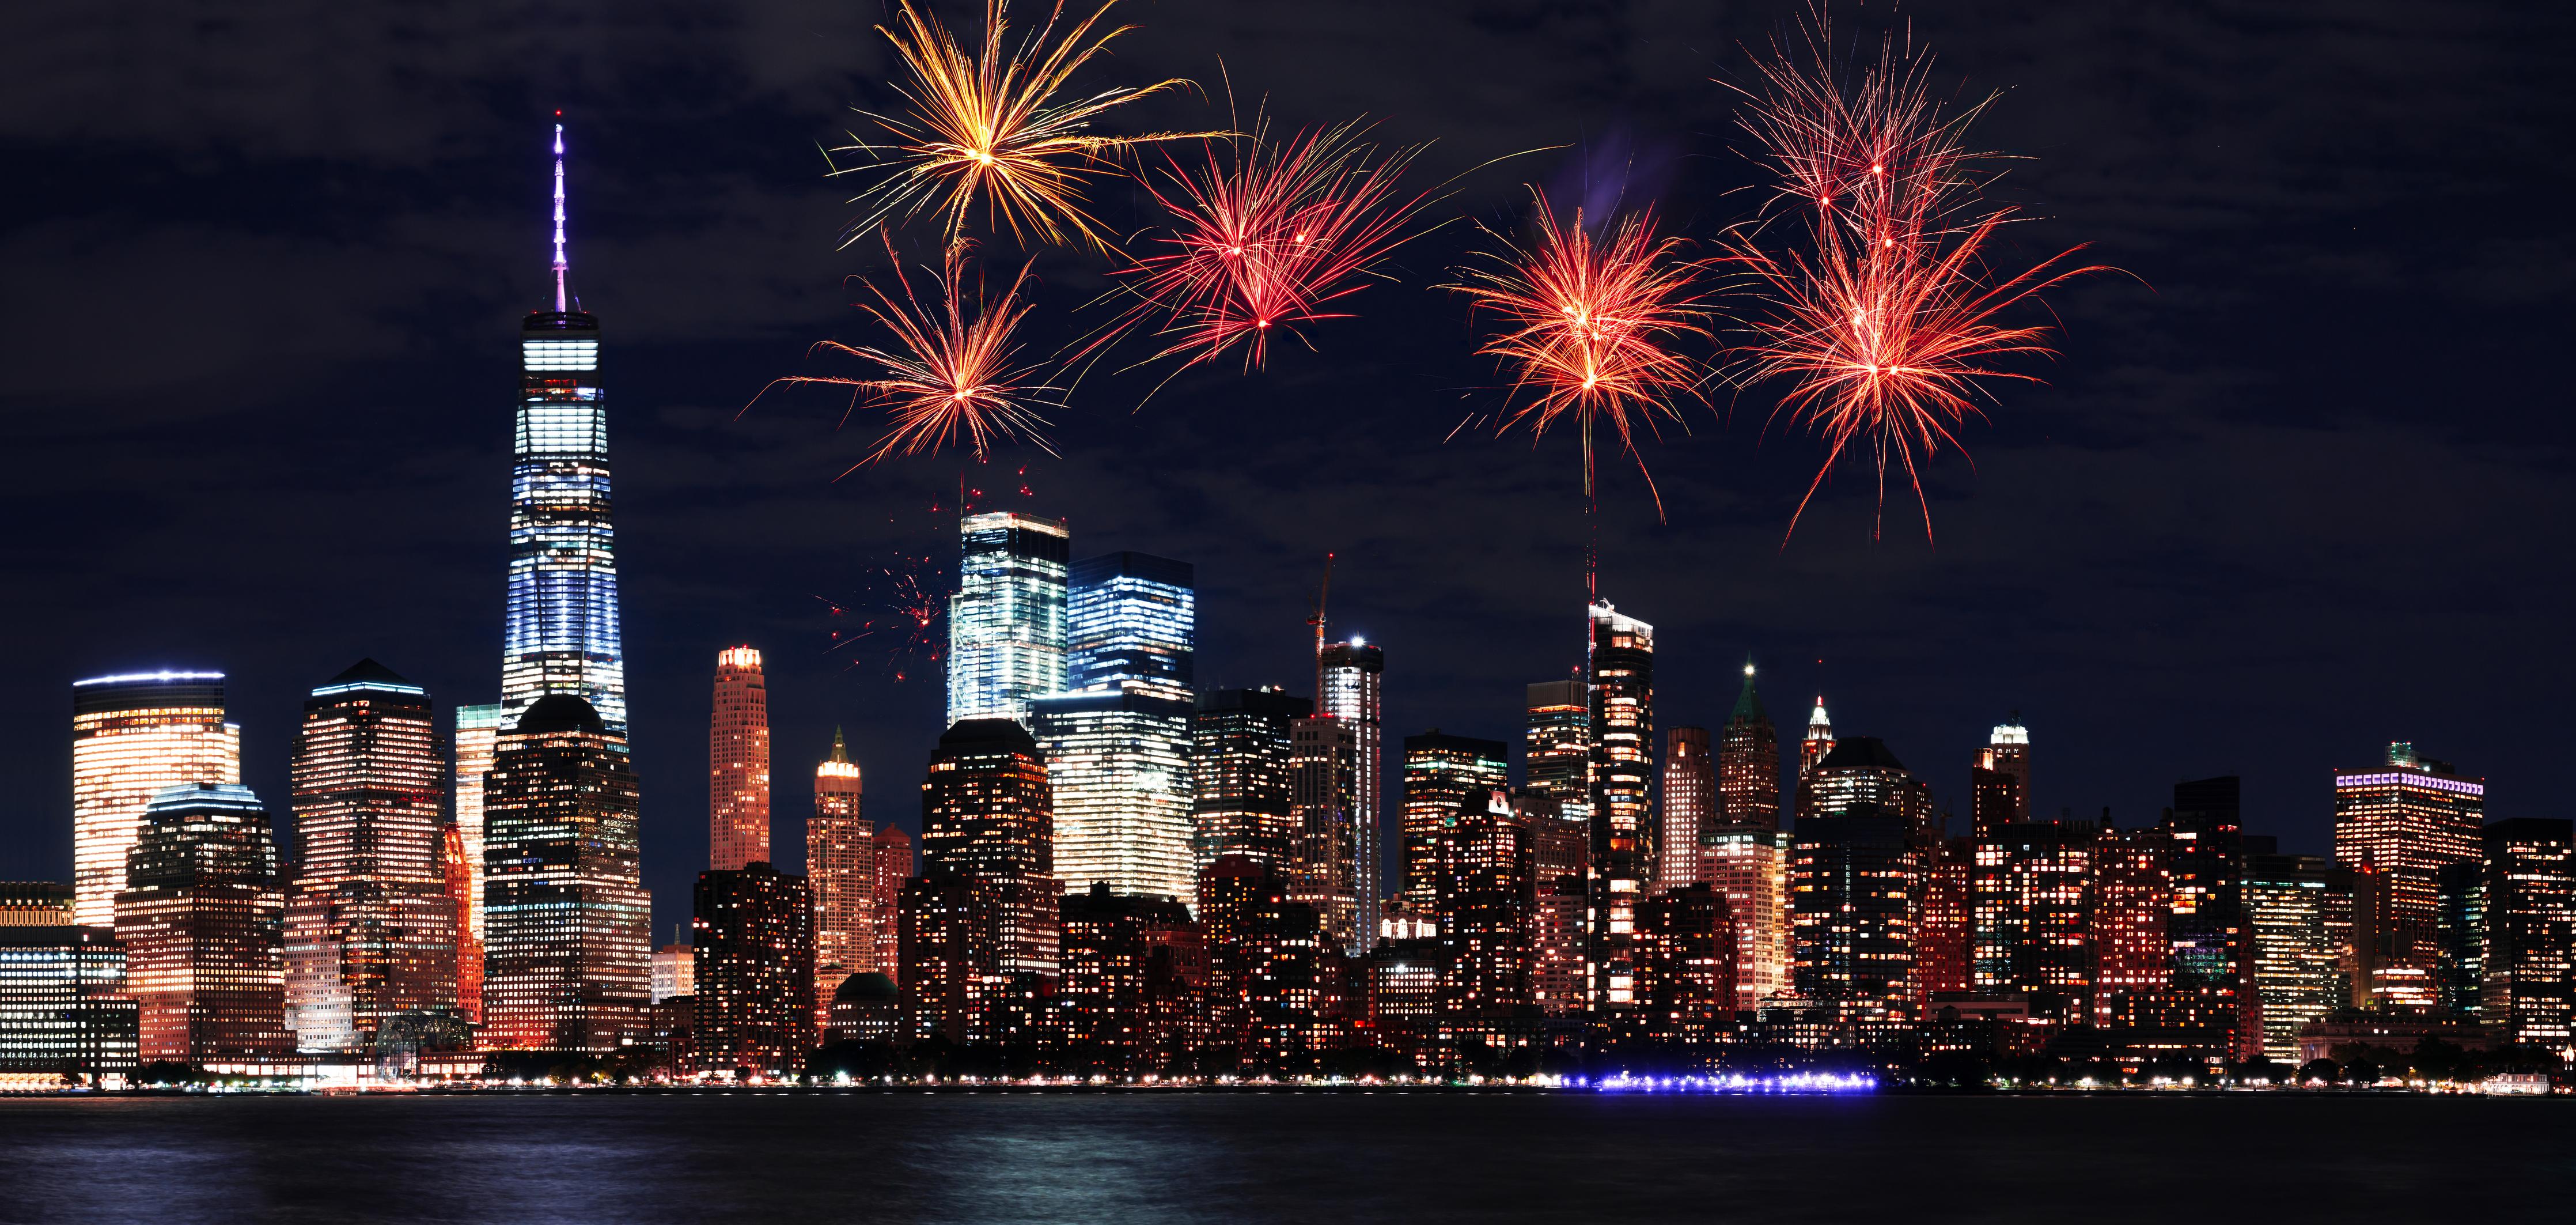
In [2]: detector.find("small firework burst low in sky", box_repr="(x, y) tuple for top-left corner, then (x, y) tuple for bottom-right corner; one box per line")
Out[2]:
(1448, 188), (1714, 518)
(833, 0), (1217, 253)
(1722, 17), (2117, 545)
(1088, 116), (1439, 376)
(820, 553), (949, 683)
(759, 235), (1060, 472)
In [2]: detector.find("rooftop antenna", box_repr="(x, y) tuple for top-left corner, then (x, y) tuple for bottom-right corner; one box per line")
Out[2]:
(551, 118), (569, 312)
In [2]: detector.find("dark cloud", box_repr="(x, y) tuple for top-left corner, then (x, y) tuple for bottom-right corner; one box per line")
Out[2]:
(1, 1), (2568, 933)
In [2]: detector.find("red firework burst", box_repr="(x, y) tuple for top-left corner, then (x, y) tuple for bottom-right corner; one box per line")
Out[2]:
(1089, 116), (1439, 376)
(819, 554), (949, 683)
(1448, 188), (1714, 516)
(1723, 18), (2116, 543)
(762, 235), (1060, 474)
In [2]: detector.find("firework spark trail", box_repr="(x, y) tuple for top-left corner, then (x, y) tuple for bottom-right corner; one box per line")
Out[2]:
(819, 554), (949, 683)
(758, 235), (1060, 472)
(1448, 189), (1715, 520)
(1721, 16), (2116, 544)
(833, 0), (1221, 253)
(1084, 117), (1442, 376)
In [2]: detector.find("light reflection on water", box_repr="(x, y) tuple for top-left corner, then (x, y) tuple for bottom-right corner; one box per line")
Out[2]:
(0, 1092), (2552, 1224)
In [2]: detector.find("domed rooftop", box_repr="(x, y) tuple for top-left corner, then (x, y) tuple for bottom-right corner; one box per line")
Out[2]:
(833, 971), (897, 1004)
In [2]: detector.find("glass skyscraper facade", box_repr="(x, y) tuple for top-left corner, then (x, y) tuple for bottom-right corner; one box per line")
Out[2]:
(116, 782), (294, 1063)
(501, 298), (626, 734)
(2332, 743), (2484, 1010)
(1524, 679), (1591, 822)
(1398, 731), (1509, 909)
(948, 512), (1070, 727)
(708, 645), (772, 871)
(1036, 552), (1196, 903)
(1319, 640), (1384, 950)
(1585, 602), (1653, 1008)
(480, 695), (649, 1053)
(284, 660), (456, 1052)
(70, 672), (241, 928)
(1191, 688), (1310, 870)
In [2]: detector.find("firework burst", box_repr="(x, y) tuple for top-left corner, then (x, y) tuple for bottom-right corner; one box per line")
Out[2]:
(1722, 18), (2116, 543)
(1088, 116), (1440, 375)
(1448, 189), (1714, 518)
(763, 235), (1060, 473)
(820, 553), (949, 683)
(834, 0), (1217, 253)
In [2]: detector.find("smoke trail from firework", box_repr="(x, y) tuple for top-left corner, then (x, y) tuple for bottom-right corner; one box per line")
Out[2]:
(760, 235), (1060, 473)
(1086, 117), (1440, 375)
(833, 0), (1219, 253)
(1448, 189), (1714, 519)
(1722, 17), (2115, 543)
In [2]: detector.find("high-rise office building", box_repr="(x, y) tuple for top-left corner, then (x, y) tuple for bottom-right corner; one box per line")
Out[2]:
(652, 940), (695, 1003)
(1585, 602), (1654, 1010)
(2479, 819), (2573, 1052)
(1191, 688), (1309, 869)
(1700, 828), (1791, 1011)
(499, 125), (626, 736)
(1633, 884), (1738, 1046)
(1986, 716), (2031, 823)
(1434, 791), (1533, 1018)
(919, 719), (1059, 990)
(1524, 679), (1592, 821)
(441, 823), (482, 1023)
(1790, 804), (1916, 1030)
(809, 729), (874, 1014)
(448, 701), (506, 1018)
(691, 861), (816, 1077)
(480, 695), (649, 1053)
(2332, 744), (2484, 1010)
(922, 719), (1054, 883)
(1058, 884), (1201, 1071)
(1971, 818), (2096, 1024)
(115, 783), (293, 1063)
(1520, 791), (1591, 1018)
(1289, 716), (1362, 952)
(283, 660), (457, 1052)
(2092, 825), (2173, 1029)
(1715, 663), (1779, 831)
(873, 825), (911, 982)
(2244, 852), (2339, 1061)
(1, 888), (136, 1084)
(1915, 837), (1974, 1003)
(1654, 727), (1714, 891)
(0, 922), (138, 1084)
(1318, 640), (1385, 949)
(1035, 553), (1196, 901)
(71, 671), (240, 928)
(2167, 776), (2258, 1056)
(1805, 737), (1935, 835)
(1400, 731), (1509, 908)
(948, 511), (1070, 727)
(708, 646), (771, 871)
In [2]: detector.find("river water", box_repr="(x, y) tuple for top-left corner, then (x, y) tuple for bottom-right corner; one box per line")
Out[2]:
(0, 1090), (2564, 1223)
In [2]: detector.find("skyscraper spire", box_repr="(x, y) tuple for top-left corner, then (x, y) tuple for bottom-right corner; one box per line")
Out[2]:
(551, 121), (569, 312)
(829, 725), (851, 765)
(1731, 659), (1767, 723)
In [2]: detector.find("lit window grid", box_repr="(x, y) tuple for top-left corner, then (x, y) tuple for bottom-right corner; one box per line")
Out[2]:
(116, 788), (291, 1063)
(810, 767), (876, 1014)
(1655, 729), (1714, 892)
(502, 367), (626, 736)
(2245, 876), (2338, 1061)
(1066, 573), (1194, 691)
(479, 729), (650, 1053)
(1399, 743), (1507, 909)
(0, 933), (135, 1076)
(2332, 770), (2483, 971)
(1189, 704), (1297, 871)
(1038, 697), (1196, 904)
(71, 708), (241, 928)
(947, 513), (1069, 727)
(1701, 832), (1791, 1011)
(1319, 647), (1384, 948)
(708, 655), (772, 871)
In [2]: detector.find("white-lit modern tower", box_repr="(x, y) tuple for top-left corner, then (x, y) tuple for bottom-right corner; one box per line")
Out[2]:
(948, 512), (1070, 727)
(456, 123), (630, 974)
(1319, 640), (1384, 950)
(1034, 552), (1196, 902)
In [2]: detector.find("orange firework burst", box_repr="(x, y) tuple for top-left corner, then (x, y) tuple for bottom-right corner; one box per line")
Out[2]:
(1723, 19), (2115, 543)
(834, 0), (1216, 253)
(1092, 117), (1439, 375)
(1448, 189), (1713, 517)
(764, 235), (1060, 473)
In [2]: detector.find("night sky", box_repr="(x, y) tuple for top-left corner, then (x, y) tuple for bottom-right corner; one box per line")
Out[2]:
(3, 2), (2569, 939)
